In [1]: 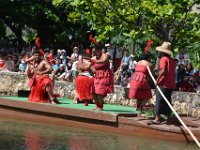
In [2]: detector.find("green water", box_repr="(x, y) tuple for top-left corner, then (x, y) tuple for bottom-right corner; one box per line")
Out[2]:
(0, 118), (197, 150)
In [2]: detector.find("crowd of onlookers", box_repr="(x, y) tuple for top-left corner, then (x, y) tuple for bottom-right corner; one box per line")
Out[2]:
(0, 44), (199, 93)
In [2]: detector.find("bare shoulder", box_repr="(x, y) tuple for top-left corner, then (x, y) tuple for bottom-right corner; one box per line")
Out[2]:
(91, 56), (96, 60)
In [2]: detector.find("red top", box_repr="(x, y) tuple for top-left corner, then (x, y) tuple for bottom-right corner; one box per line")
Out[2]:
(158, 56), (176, 89)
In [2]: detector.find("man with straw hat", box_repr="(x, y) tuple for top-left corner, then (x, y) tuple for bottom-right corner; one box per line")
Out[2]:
(153, 41), (176, 124)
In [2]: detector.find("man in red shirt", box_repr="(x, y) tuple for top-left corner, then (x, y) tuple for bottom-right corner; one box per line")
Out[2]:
(154, 42), (176, 124)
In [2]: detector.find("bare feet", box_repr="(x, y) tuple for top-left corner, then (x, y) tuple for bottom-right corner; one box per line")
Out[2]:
(95, 107), (103, 111)
(84, 101), (88, 106)
(73, 98), (78, 104)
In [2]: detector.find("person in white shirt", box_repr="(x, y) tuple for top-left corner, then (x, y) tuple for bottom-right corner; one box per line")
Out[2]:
(71, 59), (78, 83)
(128, 54), (137, 75)
(176, 48), (190, 66)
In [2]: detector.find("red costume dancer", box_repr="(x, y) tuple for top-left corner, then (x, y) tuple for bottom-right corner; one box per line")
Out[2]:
(75, 52), (95, 106)
(27, 49), (58, 104)
(92, 46), (114, 111)
(129, 53), (153, 114)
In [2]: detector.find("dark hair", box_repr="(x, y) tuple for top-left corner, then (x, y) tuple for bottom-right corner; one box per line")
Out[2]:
(95, 45), (102, 51)
(140, 52), (152, 61)
(32, 49), (40, 55)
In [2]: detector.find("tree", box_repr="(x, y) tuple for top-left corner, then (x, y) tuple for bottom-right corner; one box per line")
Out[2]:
(57, 0), (200, 67)
(0, 0), (90, 51)
(59, 0), (200, 45)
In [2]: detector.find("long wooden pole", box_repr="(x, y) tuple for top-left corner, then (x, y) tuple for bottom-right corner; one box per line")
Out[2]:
(147, 66), (200, 148)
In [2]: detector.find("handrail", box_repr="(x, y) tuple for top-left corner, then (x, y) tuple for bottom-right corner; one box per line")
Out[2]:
(147, 66), (200, 148)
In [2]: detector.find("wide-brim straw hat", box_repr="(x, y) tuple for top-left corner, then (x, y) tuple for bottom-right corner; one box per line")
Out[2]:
(156, 41), (173, 55)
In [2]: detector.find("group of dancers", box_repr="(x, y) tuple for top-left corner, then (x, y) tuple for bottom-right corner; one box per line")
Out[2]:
(26, 41), (176, 124)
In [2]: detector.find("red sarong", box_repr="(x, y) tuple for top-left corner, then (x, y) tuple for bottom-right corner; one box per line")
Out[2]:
(75, 75), (93, 101)
(28, 75), (53, 103)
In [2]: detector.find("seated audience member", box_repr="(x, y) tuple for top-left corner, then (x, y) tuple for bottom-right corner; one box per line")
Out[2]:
(52, 59), (61, 71)
(13, 54), (20, 72)
(60, 49), (67, 64)
(52, 64), (66, 80)
(19, 60), (27, 73)
(58, 64), (72, 81)
(70, 47), (80, 61)
(179, 76), (195, 92)
(4, 55), (15, 71)
(185, 63), (195, 76)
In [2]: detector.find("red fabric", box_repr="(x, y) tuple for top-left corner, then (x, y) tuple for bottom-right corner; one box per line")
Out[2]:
(75, 75), (93, 101)
(93, 62), (114, 96)
(115, 58), (121, 68)
(89, 34), (99, 46)
(28, 75), (53, 103)
(158, 56), (176, 89)
(25, 131), (48, 150)
(129, 65), (152, 99)
(179, 81), (195, 92)
(36, 37), (41, 48)
(0, 60), (4, 68)
(39, 49), (44, 56)
(49, 54), (54, 65)
(145, 39), (152, 53)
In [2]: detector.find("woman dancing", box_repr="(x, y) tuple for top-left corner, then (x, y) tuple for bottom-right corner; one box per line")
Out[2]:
(92, 46), (114, 111)
(129, 53), (153, 115)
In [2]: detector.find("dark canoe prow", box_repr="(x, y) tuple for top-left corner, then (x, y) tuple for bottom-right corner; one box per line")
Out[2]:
(0, 96), (200, 142)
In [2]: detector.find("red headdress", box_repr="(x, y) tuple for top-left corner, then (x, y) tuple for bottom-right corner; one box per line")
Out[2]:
(35, 36), (44, 56)
(89, 34), (99, 46)
(145, 39), (152, 53)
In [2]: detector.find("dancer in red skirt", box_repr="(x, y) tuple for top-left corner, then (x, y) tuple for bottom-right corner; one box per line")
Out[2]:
(75, 51), (95, 106)
(92, 46), (114, 111)
(129, 53), (153, 114)
(26, 49), (58, 104)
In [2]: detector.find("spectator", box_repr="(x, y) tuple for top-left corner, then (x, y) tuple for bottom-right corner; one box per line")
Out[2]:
(128, 54), (137, 75)
(53, 64), (66, 80)
(70, 47), (80, 61)
(52, 59), (61, 71)
(4, 55), (15, 71)
(176, 48), (190, 66)
(115, 46), (123, 70)
(56, 49), (61, 59)
(60, 49), (67, 64)
(19, 60), (27, 73)
(58, 64), (72, 81)
(13, 55), (20, 71)
(177, 64), (186, 89)
(71, 59), (78, 83)
(185, 63), (195, 76)
(120, 49), (130, 83)
(179, 76), (195, 92)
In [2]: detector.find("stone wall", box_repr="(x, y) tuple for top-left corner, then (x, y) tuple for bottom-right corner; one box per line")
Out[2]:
(0, 71), (200, 118)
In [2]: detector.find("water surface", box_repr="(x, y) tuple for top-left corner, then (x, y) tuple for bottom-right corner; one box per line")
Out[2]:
(0, 118), (197, 150)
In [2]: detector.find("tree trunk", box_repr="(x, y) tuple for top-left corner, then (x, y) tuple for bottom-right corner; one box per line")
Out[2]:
(130, 39), (135, 54)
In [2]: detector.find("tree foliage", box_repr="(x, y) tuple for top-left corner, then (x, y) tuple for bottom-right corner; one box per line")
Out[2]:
(0, 0), (90, 50)
(58, 0), (200, 67)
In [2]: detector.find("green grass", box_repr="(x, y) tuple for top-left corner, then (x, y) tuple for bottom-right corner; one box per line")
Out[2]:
(0, 96), (138, 115)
